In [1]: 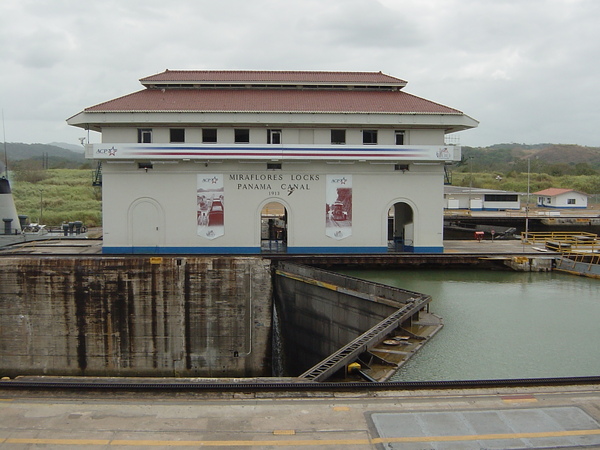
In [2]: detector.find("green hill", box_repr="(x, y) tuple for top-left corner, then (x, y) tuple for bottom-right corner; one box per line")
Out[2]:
(460, 143), (600, 175)
(0, 142), (87, 172)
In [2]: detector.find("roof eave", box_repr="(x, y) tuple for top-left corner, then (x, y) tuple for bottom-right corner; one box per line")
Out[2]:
(68, 110), (479, 132)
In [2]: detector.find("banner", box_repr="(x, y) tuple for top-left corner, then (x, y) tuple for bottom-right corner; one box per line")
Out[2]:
(197, 174), (224, 239)
(325, 175), (352, 240)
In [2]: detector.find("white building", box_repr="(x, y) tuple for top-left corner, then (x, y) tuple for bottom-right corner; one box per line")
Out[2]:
(444, 186), (520, 210)
(67, 70), (478, 254)
(535, 188), (588, 209)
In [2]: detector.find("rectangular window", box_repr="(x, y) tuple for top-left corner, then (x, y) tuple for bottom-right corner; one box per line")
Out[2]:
(267, 129), (281, 144)
(170, 128), (185, 143)
(395, 130), (405, 145)
(567, 198), (576, 204)
(363, 130), (377, 144)
(267, 163), (282, 170)
(235, 129), (250, 143)
(331, 130), (346, 144)
(202, 128), (217, 143)
(484, 194), (519, 202)
(138, 129), (152, 143)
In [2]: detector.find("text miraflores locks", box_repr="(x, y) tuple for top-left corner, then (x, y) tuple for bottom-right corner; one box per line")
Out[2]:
(229, 173), (320, 192)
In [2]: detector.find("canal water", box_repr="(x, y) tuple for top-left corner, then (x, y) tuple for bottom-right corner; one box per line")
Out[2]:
(341, 269), (600, 381)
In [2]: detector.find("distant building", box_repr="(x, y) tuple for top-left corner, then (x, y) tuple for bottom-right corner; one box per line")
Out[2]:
(67, 70), (477, 254)
(444, 186), (520, 210)
(534, 188), (588, 209)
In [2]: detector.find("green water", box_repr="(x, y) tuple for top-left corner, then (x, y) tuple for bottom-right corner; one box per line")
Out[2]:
(341, 270), (600, 381)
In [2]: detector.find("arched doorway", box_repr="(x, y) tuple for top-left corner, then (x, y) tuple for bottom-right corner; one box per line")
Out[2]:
(128, 197), (164, 251)
(388, 202), (414, 252)
(261, 201), (288, 253)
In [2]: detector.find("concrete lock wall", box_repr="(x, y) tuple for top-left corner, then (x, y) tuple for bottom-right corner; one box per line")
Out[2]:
(0, 256), (273, 378)
(273, 261), (418, 376)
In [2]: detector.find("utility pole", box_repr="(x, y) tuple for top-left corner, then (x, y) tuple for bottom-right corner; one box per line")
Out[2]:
(525, 157), (531, 243)
(2, 110), (7, 178)
(468, 156), (473, 210)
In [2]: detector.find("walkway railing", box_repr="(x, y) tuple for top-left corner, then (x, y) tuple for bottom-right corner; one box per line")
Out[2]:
(560, 252), (600, 265)
(521, 231), (600, 252)
(555, 252), (600, 279)
(299, 296), (429, 382)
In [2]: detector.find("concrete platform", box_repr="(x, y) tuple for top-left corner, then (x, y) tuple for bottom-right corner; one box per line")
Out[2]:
(0, 236), (544, 256)
(443, 238), (549, 254)
(1, 384), (600, 449)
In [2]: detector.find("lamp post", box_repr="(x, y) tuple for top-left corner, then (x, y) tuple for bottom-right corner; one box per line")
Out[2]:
(525, 157), (530, 243)
(2, 110), (7, 178)
(39, 190), (44, 225)
(468, 156), (474, 210)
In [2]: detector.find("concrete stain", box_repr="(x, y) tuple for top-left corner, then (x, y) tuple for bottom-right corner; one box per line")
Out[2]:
(0, 256), (273, 378)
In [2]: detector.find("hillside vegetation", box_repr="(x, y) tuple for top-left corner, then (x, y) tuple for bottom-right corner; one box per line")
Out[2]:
(455, 143), (600, 197)
(1, 142), (87, 171)
(4, 142), (600, 227)
(461, 143), (600, 175)
(451, 172), (600, 199)
(10, 169), (101, 227)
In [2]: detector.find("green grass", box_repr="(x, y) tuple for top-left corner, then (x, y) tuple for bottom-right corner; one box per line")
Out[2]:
(10, 169), (102, 227)
(451, 171), (600, 199)
(7, 167), (599, 229)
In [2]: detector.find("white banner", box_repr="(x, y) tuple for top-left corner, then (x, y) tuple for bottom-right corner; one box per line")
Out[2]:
(325, 175), (352, 240)
(197, 174), (224, 240)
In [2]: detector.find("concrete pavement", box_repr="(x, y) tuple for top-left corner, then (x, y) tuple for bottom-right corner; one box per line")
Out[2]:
(1, 385), (600, 449)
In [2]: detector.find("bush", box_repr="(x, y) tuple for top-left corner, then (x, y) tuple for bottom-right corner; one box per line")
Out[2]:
(11, 169), (102, 227)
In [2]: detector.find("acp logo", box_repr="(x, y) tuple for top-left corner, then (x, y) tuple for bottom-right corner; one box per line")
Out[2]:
(201, 177), (219, 184)
(436, 147), (451, 159)
(330, 177), (348, 185)
(96, 146), (118, 156)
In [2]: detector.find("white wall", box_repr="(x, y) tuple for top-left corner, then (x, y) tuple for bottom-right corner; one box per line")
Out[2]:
(541, 192), (589, 208)
(101, 161), (445, 252)
(102, 128), (136, 143)
(409, 129), (445, 145)
(98, 125), (446, 146)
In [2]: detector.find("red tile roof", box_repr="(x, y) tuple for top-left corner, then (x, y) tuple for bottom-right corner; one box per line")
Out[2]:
(140, 70), (406, 85)
(84, 88), (463, 114)
(534, 188), (576, 196)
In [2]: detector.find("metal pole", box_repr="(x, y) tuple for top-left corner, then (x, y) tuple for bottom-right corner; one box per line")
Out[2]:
(468, 156), (473, 210)
(525, 157), (530, 243)
(2, 110), (7, 178)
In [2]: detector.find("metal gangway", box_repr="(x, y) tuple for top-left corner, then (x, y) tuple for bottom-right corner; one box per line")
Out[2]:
(299, 294), (429, 382)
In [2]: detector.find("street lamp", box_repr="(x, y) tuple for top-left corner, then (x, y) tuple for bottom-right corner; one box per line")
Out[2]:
(524, 156), (538, 244)
(2, 110), (7, 178)
(525, 157), (530, 243)
(468, 156), (474, 210)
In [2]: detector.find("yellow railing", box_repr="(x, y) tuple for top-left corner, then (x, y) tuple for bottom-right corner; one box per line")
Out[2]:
(558, 251), (600, 267)
(443, 209), (471, 217)
(521, 231), (599, 253)
(520, 231), (597, 244)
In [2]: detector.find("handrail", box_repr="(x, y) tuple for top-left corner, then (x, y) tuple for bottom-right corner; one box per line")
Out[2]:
(559, 251), (600, 266)
(521, 231), (597, 244)
(521, 231), (597, 242)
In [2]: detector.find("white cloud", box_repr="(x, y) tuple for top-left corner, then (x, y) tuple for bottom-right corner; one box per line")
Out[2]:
(0, 0), (598, 147)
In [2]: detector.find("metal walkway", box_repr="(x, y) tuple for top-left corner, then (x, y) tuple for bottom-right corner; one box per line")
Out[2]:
(299, 295), (429, 382)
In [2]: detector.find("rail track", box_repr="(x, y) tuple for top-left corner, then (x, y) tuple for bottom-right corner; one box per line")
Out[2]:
(2, 376), (600, 393)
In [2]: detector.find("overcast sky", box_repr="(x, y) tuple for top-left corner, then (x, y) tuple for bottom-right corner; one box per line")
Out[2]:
(1, 0), (598, 148)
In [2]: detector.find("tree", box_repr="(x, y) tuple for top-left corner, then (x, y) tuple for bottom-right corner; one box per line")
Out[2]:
(574, 163), (597, 176)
